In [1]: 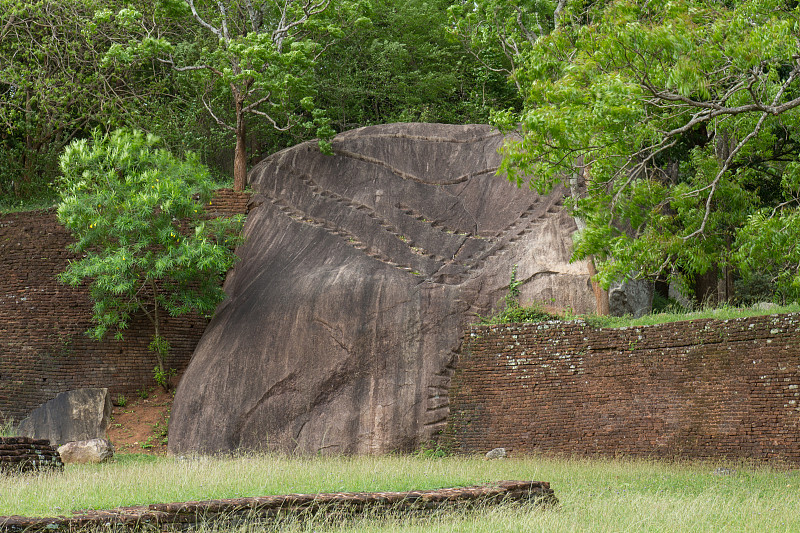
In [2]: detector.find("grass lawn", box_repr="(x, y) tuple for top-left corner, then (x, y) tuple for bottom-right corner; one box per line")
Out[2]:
(1, 453), (798, 531)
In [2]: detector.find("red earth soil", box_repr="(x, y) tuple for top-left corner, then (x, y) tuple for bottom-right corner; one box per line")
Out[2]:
(107, 387), (172, 455)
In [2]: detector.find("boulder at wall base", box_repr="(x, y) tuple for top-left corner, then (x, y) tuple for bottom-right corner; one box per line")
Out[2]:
(57, 438), (114, 464)
(17, 388), (112, 446)
(168, 123), (597, 456)
(609, 278), (654, 318)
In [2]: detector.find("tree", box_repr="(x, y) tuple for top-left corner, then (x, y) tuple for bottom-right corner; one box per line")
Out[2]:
(0, 0), (182, 203)
(314, 0), (519, 131)
(106, 0), (344, 191)
(0, 0), (103, 200)
(457, 0), (800, 304)
(56, 129), (243, 388)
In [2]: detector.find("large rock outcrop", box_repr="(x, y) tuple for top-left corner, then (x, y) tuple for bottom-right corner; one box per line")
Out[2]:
(168, 123), (595, 455)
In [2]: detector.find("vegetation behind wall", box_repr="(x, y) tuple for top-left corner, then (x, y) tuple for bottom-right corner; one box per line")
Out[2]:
(0, 190), (250, 423)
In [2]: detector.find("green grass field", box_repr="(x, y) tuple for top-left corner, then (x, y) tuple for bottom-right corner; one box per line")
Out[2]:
(1, 454), (797, 531)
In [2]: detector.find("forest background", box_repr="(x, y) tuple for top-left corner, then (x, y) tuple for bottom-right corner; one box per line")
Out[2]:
(2, 0), (799, 308)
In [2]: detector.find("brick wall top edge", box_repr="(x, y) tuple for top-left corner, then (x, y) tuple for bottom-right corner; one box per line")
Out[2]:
(467, 312), (800, 334)
(0, 188), (248, 223)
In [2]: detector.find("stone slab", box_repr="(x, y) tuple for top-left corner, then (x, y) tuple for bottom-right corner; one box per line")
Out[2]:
(17, 388), (112, 446)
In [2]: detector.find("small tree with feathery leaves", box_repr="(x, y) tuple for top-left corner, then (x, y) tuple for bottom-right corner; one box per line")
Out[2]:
(56, 128), (243, 389)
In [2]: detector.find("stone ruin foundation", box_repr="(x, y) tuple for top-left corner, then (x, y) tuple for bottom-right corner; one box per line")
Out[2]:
(0, 437), (63, 474)
(0, 481), (556, 531)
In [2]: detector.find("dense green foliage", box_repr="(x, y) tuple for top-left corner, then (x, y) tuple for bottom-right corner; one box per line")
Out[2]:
(107, 0), (347, 190)
(7, 0), (800, 305)
(1, 0), (516, 205)
(452, 0), (800, 302)
(56, 129), (242, 386)
(0, 0), (130, 204)
(315, 0), (519, 130)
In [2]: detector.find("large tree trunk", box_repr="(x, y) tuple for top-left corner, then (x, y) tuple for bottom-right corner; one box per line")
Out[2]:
(233, 102), (247, 192)
(693, 267), (719, 307)
(570, 157), (610, 315)
(587, 259), (610, 315)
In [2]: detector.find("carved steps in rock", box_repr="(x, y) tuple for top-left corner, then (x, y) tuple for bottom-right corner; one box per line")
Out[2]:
(264, 195), (430, 278)
(462, 199), (566, 275)
(395, 203), (473, 238)
(423, 357), (457, 434)
(290, 173), (451, 269)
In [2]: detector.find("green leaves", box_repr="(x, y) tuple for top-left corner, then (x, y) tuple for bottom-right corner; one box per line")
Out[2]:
(469, 0), (800, 301)
(56, 128), (243, 376)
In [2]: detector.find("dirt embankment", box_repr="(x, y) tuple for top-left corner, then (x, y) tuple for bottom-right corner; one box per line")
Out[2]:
(107, 388), (172, 455)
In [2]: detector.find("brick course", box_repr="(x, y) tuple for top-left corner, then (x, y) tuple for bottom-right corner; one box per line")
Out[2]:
(0, 189), (250, 423)
(0, 436), (63, 474)
(0, 481), (555, 531)
(446, 315), (800, 463)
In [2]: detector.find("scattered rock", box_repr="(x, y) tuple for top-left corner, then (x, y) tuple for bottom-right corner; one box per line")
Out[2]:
(754, 302), (778, 311)
(57, 438), (114, 464)
(609, 278), (653, 318)
(169, 123), (597, 456)
(17, 388), (112, 446)
(485, 447), (507, 460)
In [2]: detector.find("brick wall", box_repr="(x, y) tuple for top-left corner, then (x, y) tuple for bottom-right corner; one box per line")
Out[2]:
(0, 189), (250, 423)
(446, 314), (800, 463)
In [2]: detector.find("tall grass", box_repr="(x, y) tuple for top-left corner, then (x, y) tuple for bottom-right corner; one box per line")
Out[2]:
(586, 302), (800, 329)
(0, 417), (16, 437)
(1, 454), (798, 532)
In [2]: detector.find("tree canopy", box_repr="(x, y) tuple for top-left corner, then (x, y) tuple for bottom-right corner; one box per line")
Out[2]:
(453, 0), (800, 303)
(56, 128), (243, 386)
(7, 0), (800, 306)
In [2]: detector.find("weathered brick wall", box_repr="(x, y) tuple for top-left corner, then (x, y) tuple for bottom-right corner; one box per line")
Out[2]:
(446, 314), (800, 463)
(0, 189), (250, 423)
(0, 437), (63, 473)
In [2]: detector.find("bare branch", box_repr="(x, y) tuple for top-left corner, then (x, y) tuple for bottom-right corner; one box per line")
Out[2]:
(186, 0), (222, 39)
(244, 0), (258, 33)
(0, 14), (15, 40)
(242, 91), (274, 113)
(156, 57), (224, 77)
(201, 95), (236, 132)
(681, 67), (798, 240)
(248, 108), (292, 131)
(272, 0), (331, 52)
(513, 5), (540, 44)
(553, 0), (567, 30)
(217, 1), (229, 41)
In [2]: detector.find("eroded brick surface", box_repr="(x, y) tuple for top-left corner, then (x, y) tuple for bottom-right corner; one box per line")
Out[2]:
(0, 190), (250, 423)
(0, 436), (63, 474)
(446, 316), (800, 463)
(0, 481), (555, 531)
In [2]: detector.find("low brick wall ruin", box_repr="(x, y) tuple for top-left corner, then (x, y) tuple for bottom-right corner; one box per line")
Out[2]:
(0, 481), (555, 531)
(0, 437), (63, 474)
(0, 190), (250, 423)
(445, 314), (800, 464)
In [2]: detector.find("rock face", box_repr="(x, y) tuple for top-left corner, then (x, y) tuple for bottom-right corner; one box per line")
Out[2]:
(609, 279), (653, 318)
(168, 123), (596, 455)
(17, 388), (112, 446)
(57, 438), (114, 464)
